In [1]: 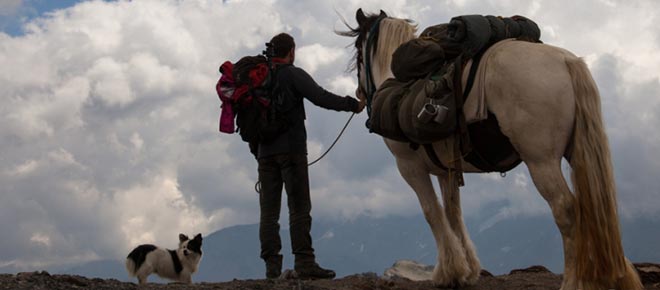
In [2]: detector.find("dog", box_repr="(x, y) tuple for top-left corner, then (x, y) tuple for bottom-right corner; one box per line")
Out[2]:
(125, 233), (203, 284)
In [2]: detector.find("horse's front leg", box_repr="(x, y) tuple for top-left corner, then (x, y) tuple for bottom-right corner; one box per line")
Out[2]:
(394, 157), (470, 287)
(438, 173), (481, 285)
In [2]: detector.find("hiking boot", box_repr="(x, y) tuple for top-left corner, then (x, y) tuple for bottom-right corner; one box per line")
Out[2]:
(265, 255), (282, 279)
(295, 263), (336, 280)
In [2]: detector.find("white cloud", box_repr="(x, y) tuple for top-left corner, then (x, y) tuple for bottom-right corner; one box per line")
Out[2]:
(7, 159), (38, 176)
(329, 75), (357, 96)
(112, 173), (209, 250)
(88, 57), (135, 107)
(296, 43), (346, 74)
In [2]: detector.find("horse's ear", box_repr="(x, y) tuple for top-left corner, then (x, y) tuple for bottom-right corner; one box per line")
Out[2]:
(379, 10), (387, 17)
(356, 8), (366, 26)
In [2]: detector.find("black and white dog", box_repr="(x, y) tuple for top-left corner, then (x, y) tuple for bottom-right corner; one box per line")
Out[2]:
(125, 233), (203, 284)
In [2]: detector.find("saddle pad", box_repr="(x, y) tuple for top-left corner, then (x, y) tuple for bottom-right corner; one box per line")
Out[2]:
(460, 39), (522, 173)
(461, 39), (515, 123)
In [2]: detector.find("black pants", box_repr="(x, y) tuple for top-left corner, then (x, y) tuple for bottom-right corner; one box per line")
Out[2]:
(258, 153), (315, 267)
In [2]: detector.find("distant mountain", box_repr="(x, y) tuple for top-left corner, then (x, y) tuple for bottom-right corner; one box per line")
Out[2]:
(66, 260), (127, 280)
(62, 213), (659, 282)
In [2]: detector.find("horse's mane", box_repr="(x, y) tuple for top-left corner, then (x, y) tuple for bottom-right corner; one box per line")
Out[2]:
(336, 12), (417, 72)
(374, 18), (417, 76)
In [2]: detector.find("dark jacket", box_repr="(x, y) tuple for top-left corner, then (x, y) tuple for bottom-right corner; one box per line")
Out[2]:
(257, 65), (358, 159)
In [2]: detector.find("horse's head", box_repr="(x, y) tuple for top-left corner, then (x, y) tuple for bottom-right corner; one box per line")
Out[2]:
(337, 9), (416, 111)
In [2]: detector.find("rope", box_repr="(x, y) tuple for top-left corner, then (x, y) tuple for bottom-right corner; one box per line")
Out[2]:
(308, 112), (355, 167)
(255, 112), (356, 193)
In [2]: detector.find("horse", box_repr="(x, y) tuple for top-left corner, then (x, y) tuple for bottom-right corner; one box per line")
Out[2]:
(338, 9), (642, 290)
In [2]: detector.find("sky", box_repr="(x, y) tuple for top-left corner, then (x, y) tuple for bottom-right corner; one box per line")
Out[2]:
(0, 0), (659, 272)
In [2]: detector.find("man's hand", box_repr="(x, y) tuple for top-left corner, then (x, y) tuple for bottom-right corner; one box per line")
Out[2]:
(353, 98), (366, 113)
(353, 88), (367, 113)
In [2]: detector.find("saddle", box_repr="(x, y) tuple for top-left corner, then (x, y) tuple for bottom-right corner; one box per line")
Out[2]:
(372, 15), (541, 181)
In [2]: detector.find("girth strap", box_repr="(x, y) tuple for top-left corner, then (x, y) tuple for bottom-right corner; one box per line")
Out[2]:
(423, 144), (448, 171)
(422, 143), (465, 186)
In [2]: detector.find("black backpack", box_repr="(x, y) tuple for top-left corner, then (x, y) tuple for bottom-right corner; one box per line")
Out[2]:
(231, 55), (290, 155)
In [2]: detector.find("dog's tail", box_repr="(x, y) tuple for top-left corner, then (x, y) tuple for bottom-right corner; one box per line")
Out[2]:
(125, 258), (137, 277)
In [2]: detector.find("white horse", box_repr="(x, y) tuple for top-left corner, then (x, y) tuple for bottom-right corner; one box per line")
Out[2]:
(339, 9), (642, 290)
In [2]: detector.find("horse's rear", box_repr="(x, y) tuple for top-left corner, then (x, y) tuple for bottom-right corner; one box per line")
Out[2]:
(478, 40), (576, 164)
(482, 40), (642, 290)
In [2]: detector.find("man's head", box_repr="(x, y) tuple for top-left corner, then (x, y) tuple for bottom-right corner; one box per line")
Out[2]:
(270, 33), (295, 63)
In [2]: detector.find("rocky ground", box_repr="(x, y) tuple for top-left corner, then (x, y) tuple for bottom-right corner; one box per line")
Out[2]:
(1, 263), (659, 290)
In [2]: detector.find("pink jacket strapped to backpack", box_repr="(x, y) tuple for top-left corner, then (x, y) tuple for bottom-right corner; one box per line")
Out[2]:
(217, 61), (236, 134)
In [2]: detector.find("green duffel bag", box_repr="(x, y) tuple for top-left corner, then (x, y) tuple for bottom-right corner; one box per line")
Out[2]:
(369, 78), (414, 142)
(391, 38), (445, 82)
(398, 68), (457, 144)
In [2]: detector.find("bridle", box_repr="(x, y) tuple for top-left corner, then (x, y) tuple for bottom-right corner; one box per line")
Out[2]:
(356, 15), (387, 126)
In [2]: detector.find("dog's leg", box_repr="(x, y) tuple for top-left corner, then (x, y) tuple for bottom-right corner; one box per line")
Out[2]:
(136, 264), (153, 285)
(178, 272), (192, 284)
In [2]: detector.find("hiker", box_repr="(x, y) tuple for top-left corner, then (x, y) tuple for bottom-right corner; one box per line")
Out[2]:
(257, 32), (365, 279)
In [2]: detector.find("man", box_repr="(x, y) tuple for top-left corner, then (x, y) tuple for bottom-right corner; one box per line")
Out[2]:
(257, 32), (365, 280)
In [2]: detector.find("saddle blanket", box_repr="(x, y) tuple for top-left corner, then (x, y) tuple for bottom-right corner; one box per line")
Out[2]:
(462, 39), (515, 123)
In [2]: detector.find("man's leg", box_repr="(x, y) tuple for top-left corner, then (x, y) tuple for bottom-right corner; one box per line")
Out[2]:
(258, 155), (284, 278)
(282, 153), (335, 279)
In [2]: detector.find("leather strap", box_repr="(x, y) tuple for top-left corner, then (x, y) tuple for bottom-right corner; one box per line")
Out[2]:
(423, 144), (448, 171)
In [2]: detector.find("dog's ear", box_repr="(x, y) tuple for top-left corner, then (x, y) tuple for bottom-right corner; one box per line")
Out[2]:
(179, 234), (189, 242)
(379, 9), (387, 18)
(194, 233), (203, 241)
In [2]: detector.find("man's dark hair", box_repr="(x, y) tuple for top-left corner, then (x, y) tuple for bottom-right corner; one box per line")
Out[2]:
(270, 33), (295, 58)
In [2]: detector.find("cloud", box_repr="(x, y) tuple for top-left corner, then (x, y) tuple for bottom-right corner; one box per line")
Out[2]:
(296, 44), (346, 74)
(0, 0), (23, 16)
(1, 0), (659, 272)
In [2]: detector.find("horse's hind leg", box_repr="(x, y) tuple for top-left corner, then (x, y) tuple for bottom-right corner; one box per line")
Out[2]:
(526, 160), (577, 290)
(394, 157), (471, 286)
(438, 173), (481, 284)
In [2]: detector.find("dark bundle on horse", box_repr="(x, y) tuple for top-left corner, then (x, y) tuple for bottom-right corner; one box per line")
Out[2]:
(390, 15), (541, 84)
(446, 15), (541, 58)
(390, 38), (445, 82)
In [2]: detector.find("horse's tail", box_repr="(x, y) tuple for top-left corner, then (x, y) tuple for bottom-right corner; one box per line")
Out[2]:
(566, 58), (642, 290)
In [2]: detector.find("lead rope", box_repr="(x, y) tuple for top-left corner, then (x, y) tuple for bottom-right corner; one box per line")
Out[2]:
(308, 112), (355, 167)
(255, 112), (356, 193)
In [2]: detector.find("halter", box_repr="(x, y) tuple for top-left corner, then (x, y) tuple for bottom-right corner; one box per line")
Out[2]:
(358, 15), (387, 126)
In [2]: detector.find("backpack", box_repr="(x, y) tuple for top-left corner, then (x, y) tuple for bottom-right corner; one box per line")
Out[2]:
(216, 54), (290, 154)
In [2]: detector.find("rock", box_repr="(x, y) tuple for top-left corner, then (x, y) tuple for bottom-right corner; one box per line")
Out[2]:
(636, 263), (660, 284)
(280, 269), (299, 280)
(343, 272), (379, 279)
(58, 275), (88, 287)
(383, 260), (434, 281)
(509, 265), (552, 275)
(480, 269), (494, 277)
(17, 271), (51, 277)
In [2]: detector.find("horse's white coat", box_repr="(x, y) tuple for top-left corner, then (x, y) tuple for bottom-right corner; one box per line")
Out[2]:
(355, 16), (642, 290)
